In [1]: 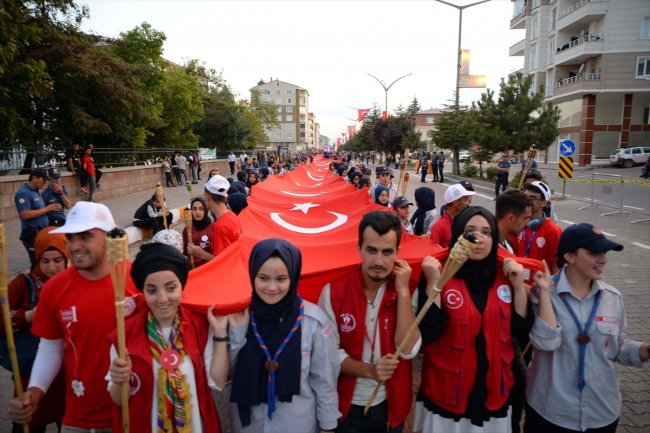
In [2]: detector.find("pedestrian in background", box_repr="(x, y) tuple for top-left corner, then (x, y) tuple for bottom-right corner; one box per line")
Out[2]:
(228, 151), (237, 175)
(162, 156), (174, 187)
(65, 143), (88, 193)
(81, 145), (96, 202)
(437, 151), (445, 183)
(15, 168), (60, 270)
(86, 143), (102, 191)
(431, 152), (439, 182)
(495, 153), (511, 200)
(175, 150), (188, 185)
(41, 168), (71, 227)
(189, 150), (199, 184)
(170, 154), (180, 184)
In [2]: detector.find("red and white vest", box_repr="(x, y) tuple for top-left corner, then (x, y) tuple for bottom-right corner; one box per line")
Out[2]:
(421, 274), (515, 414)
(329, 269), (413, 428)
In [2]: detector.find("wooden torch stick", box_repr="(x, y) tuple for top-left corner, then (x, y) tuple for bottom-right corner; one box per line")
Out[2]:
(395, 148), (409, 194)
(155, 183), (168, 230)
(402, 173), (410, 196)
(363, 233), (478, 415)
(107, 228), (130, 433)
(184, 207), (195, 269)
(517, 144), (538, 190)
(0, 222), (28, 433)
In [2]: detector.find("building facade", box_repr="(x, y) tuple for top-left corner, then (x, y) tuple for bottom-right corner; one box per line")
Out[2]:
(249, 79), (311, 152)
(510, 0), (650, 165)
(412, 108), (447, 152)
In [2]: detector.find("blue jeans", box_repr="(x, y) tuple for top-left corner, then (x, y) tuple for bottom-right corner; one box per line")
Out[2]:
(178, 169), (188, 184)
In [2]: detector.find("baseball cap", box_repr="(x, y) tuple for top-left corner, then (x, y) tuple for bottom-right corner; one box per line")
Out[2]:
(51, 202), (117, 234)
(47, 167), (61, 179)
(363, 168), (372, 174)
(378, 168), (391, 176)
(502, 153), (508, 157)
(458, 180), (474, 191)
(205, 175), (230, 197)
(557, 223), (623, 257)
(444, 184), (476, 204)
(30, 168), (52, 180)
(530, 181), (550, 201)
(392, 196), (413, 208)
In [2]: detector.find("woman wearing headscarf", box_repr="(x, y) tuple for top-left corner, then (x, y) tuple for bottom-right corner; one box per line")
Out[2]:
(348, 172), (362, 187)
(413, 207), (536, 433)
(524, 224), (650, 433)
(228, 193), (249, 216)
(259, 167), (270, 181)
(183, 197), (214, 268)
(246, 170), (260, 192)
(410, 187), (436, 238)
(358, 177), (371, 193)
(234, 171), (249, 196)
(228, 238), (340, 433)
(1, 227), (68, 433)
(106, 243), (247, 433)
(373, 185), (391, 208)
(336, 165), (348, 178)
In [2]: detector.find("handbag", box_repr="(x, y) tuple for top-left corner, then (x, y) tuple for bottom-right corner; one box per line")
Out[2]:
(0, 274), (40, 376)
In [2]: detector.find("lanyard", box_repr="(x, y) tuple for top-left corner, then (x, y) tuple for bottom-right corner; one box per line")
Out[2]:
(556, 274), (602, 392)
(364, 321), (379, 363)
(522, 228), (538, 258)
(250, 297), (304, 420)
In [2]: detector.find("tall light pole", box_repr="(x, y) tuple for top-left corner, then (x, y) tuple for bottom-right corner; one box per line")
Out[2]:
(365, 72), (414, 117)
(434, 0), (491, 174)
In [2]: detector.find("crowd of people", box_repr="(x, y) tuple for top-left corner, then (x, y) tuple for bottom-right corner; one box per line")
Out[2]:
(3, 151), (649, 433)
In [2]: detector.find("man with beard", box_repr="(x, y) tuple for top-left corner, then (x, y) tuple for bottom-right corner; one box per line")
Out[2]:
(7, 202), (139, 433)
(318, 211), (422, 433)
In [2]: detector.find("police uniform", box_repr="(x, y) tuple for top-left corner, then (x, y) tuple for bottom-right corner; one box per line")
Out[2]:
(15, 181), (50, 268)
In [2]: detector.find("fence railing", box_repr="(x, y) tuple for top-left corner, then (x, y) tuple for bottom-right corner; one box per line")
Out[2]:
(559, 0), (607, 20)
(555, 73), (601, 88)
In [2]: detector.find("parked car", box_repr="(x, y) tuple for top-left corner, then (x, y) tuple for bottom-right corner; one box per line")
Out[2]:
(449, 150), (470, 163)
(610, 146), (650, 168)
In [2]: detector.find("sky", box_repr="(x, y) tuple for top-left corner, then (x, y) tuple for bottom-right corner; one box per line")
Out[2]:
(80, 0), (525, 142)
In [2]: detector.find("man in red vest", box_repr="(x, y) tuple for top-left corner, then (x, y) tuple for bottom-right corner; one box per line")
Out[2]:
(318, 211), (421, 433)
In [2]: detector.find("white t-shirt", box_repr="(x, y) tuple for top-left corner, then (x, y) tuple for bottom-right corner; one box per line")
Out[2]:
(228, 154), (236, 162)
(106, 327), (218, 433)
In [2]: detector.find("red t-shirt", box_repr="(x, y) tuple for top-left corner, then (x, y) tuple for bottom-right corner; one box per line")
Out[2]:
(516, 218), (562, 267)
(81, 155), (96, 176)
(31, 266), (139, 429)
(429, 211), (453, 248)
(212, 210), (242, 256)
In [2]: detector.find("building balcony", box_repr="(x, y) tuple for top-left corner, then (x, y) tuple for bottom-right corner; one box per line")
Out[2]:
(510, 38), (525, 57)
(554, 34), (605, 66)
(551, 73), (601, 100)
(557, 0), (608, 32)
(510, 1), (527, 29)
(509, 64), (525, 77)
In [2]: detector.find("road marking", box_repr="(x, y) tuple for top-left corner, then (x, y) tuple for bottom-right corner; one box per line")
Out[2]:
(623, 205), (645, 210)
(561, 220), (576, 225)
(476, 193), (493, 200)
(632, 242), (650, 250)
(601, 231), (616, 237)
(584, 198), (601, 202)
(554, 192), (571, 196)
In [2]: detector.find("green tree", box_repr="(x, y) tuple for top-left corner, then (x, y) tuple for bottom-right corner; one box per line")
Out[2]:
(464, 72), (560, 156)
(407, 95), (422, 116)
(429, 95), (472, 174)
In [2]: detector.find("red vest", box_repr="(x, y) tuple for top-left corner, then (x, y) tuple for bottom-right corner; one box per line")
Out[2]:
(421, 274), (515, 414)
(108, 306), (222, 433)
(329, 269), (413, 428)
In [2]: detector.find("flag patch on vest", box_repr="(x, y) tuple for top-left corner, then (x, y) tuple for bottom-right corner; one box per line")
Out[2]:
(498, 285), (512, 303)
(445, 290), (464, 309)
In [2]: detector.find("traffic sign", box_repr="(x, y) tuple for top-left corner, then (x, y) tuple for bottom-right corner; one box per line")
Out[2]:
(560, 140), (575, 157)
(559, 156), (573, 179)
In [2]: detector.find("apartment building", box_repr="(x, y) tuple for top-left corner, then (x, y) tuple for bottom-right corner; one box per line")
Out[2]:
(314, 123), (321, 150)
(249, 79), (311, 152)
(412, 108), (447, 152)
(308, 113), (315, 149)
(510, 0), (650, 165)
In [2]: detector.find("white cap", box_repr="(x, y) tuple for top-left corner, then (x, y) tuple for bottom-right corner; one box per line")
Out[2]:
(444, 184), (476, 204)
(51, 201), (117, 234)
(530, 181), (551, 201)
(205, 175), (230, 197)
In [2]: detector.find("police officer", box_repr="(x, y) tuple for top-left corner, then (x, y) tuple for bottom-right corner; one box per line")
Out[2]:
(495, 153), (511, 199)
(15, 168), (61, 269)
(41, 167), (71, 227)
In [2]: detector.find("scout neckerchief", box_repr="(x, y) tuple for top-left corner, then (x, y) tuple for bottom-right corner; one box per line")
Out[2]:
(250, 297), (304, 420)
(555, 273), (602, 392)
(147, 311), (192, 433)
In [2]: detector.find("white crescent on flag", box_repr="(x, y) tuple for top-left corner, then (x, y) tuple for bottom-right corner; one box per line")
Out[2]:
(270, 211), (348, 234)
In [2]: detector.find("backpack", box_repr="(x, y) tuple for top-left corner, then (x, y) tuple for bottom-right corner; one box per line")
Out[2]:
(0, 274), (40, 376)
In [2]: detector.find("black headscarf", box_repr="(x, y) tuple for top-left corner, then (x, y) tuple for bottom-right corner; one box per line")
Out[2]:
(130, 243), (190, 292)
(246, 170), (259, 189)
(337, 165), (348, 177)
(374, 186), (390, 207)
(449, 207), (499, 293)
(237, 171), (247, 182)
(228, 192), (248, 216)
(190, 197), (211, 231)
(230, 239), (303, 427)
(358, 178), (371, 190)
(411, 187), (436, 236)
(349, 171), (362, 185)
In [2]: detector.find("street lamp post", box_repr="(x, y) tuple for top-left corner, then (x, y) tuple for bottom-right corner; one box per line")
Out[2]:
(434, 0), (491, 174)
(365, 72), (414, 118)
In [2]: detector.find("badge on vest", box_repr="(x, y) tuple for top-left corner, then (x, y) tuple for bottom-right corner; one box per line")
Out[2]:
(497, 285), (512, 303)
(123, 297), (136, 317)
(445, 289), (464, 309)
(339, 313), (356, 332)
(536, 237), (546, 248)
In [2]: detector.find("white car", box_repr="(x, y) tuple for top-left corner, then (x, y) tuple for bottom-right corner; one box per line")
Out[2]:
(610, 146), (650, 168)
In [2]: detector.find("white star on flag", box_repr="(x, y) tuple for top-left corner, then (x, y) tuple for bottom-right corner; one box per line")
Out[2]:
(290, 203), (320, 214)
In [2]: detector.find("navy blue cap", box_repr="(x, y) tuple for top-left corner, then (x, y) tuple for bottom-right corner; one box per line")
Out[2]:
(557, 223), (623, 257)
(458, 180), (474, 191)
(392, 196), (413, 208)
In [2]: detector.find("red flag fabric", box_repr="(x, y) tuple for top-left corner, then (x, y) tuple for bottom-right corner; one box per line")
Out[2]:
(336, 138), (341, 146)
(180, 157), (543, 315)
(357, 108), (371, 122)
(347, 125), (356, 139)
(382, 111), (387, 121)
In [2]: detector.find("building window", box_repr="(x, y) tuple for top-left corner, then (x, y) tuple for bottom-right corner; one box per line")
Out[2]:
(637, 57), (650, 77)
(276, 115), (282, 121)
(549, 8), (556, 31)
(546, 73), (554, 97)
(530, 47), (537, 70)
(286, 106), (293, 113)
(274, 98), (281, 104)
(276, 106), (282, 113)
(286, 124), (294, 130)
(530, 18), (539, 41)
(300, 124), (306, 129)
(299, 106), (306, 114)
(286, 89), (292, 95)
(287, 133), (293, 138)
(426, 117), (434, 124)
(262, 89), (271, 95)
(262, 97), (270, 103)
(286, 98), (292, 104)
(276, 132), (282, 138)
(642, 17), (650, 38)
(286, 115), (293, 121)
(276, 124), (282, 131)
(548, 40), (555, 65)
(275, 89), (281, 95)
